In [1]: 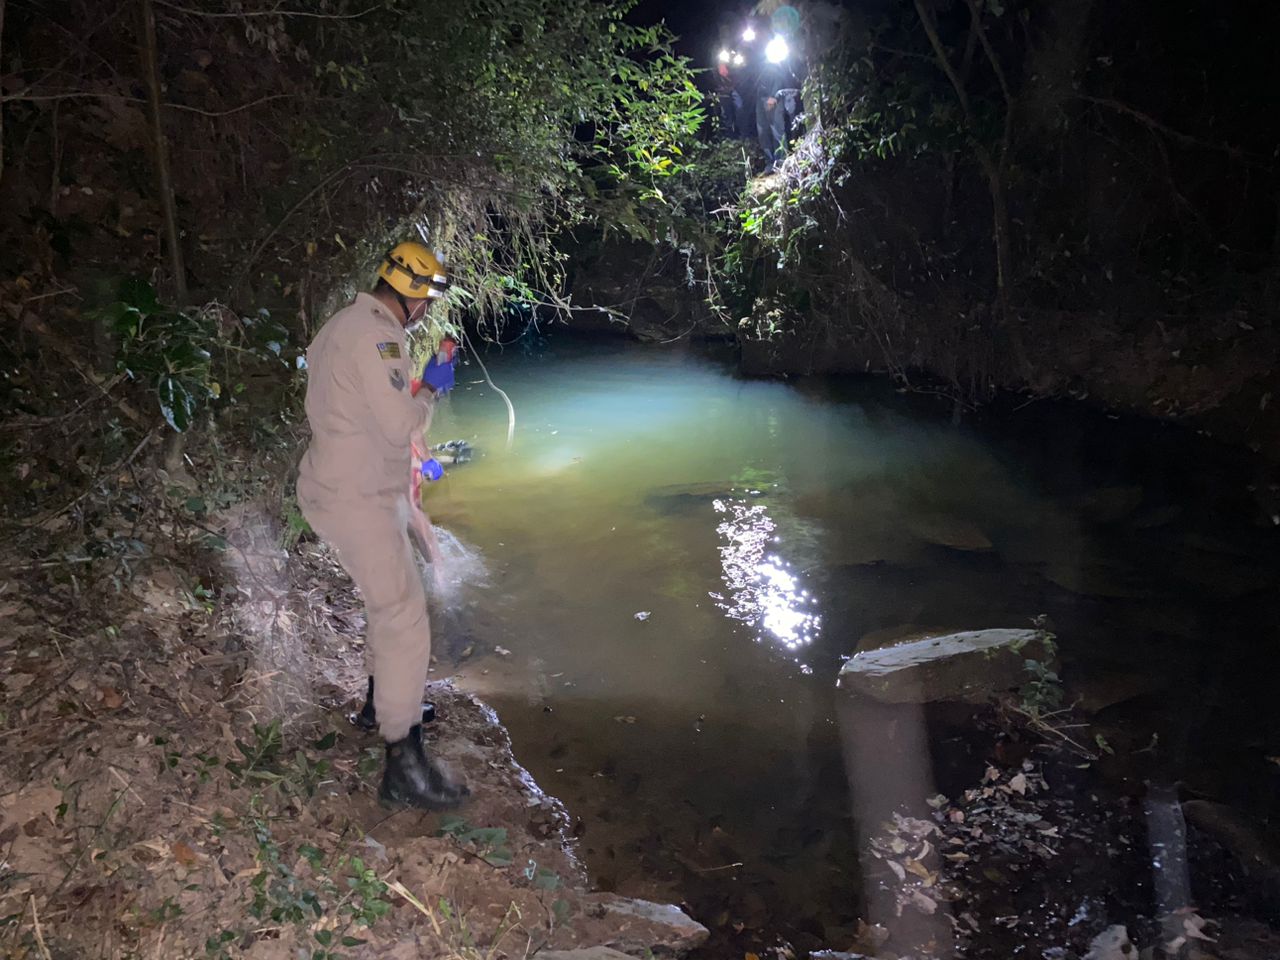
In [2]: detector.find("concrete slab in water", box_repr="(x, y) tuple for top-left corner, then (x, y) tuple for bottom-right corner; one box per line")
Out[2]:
(838, 628), (1055, 703)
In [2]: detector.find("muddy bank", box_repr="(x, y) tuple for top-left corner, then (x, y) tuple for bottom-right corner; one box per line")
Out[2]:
(0, 493), (708, 959)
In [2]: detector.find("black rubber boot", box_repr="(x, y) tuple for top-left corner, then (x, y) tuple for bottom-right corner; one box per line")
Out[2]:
(379, 724), (469, 810)
(349, 676), (435, 733)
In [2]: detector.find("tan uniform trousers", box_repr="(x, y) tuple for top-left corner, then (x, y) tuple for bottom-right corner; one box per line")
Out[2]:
(306, 494), (429, 742)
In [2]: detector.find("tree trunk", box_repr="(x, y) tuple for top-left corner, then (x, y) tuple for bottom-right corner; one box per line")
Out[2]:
(1268, 190), (1280, 314)
(979, 155), (1014, 318)
(137, 0), (188, 304)
(978, 151), (1030, 376)
(0, 0), (7, 187)
(915, 0), (1029, 378)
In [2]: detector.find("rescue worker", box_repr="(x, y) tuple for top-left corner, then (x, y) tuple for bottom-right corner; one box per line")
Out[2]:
(756, 38), (802, 172)
(296, 241), (468, 810)
(713, 61), (741, 138)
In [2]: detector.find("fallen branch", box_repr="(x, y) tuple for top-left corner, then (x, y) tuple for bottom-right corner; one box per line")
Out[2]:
(0, 374), (124, 431)
(1006, 702), (1098, 759)
(11, 425), (158, 532)
(19, 314), (149, 426)
(29, 896), (52, 960)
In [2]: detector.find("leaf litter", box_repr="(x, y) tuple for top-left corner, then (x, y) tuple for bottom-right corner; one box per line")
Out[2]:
(0, 423), (708, 959)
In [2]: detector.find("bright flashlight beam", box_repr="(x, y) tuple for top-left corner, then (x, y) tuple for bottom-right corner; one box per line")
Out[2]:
(765, 35), (789, 64)
(742, 26), (756, 42)
(717, 48), (731, 62)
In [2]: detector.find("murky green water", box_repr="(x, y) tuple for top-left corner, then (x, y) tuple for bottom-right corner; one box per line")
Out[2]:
(420, 336), (1280, 945)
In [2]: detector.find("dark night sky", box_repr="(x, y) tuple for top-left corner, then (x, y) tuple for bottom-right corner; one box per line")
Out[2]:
(627, 0), (757, 65)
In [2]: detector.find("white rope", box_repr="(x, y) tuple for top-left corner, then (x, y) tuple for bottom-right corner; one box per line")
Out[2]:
(461, 328), (515, 448)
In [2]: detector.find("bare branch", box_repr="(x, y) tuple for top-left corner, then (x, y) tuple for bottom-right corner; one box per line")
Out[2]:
(913, 0), (976, 128)
(163, 92), (298, 117)
(964, 0), (1012, 109)
(0, 89), (298, 117)
(152, 0), (384, 19)
(20, 315), (149, 427)
(963, 0), (1013, 169)
(232, 160), (360, 293)
(2, 2), (133, 100)
(914, 0), (1022, 362)
(1078, 94), (1266, 167)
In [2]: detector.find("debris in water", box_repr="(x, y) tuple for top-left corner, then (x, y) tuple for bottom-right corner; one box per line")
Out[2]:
(634, 611), (651, 621)
(1083, 925), (1133, 960)
(495, 645), (512, 657)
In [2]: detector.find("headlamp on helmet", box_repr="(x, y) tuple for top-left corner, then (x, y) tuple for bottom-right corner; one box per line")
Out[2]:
(378, 241), (450, 300)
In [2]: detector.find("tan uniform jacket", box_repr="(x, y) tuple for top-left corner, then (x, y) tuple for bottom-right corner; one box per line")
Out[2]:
(297, 293), (434, 510)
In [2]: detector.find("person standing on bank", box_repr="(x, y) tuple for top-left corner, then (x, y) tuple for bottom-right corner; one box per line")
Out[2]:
(756, 35), (801, 173)
(296, 241), (468, 810)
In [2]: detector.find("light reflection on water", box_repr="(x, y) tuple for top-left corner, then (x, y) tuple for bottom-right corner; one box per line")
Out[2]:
(710, 498), (822, 657)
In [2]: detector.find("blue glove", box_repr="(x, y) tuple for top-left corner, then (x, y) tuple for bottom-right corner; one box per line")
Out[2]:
(420, 458), (444, 482)
(421, 356), (455, 395)
(421, 339), (458, 395)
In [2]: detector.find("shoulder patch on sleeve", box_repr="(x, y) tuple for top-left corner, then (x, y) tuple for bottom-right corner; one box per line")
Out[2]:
(389, 368), (406, 391)
(377, 342), (402, 360)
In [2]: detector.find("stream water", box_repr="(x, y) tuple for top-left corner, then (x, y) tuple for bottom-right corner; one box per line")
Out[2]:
(418, 335), (1280, 947)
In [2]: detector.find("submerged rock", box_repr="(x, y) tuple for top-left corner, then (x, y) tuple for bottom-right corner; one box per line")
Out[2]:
(1040, 555), (1158, 599)
(643, 481), (768, 515)
(838, 629), (1055, 704)
(1068, 670), (1166, 714)
(1183, 800), (1280, 889)
(903, 513), (993, 551)
(1072, 485), (1144, 523)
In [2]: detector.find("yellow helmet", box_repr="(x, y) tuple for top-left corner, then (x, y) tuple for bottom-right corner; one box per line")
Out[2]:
(378, 241), (449, 300)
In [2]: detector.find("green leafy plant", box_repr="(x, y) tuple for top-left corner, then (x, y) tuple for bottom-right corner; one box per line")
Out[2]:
(522, 858), (562, 891)
(226, 720), (285, 784)
(99, 279), (217, 432)
(1019, 656), (1064, 718)
(242, 820), (395, 959)
(204, 929), (239, 958)
(282, 500), (313, 550)
(287, 750), (334, 799)
(343, 857), (391, 928)
(438, 817), (515, 867)
(248, 819), (326, 927)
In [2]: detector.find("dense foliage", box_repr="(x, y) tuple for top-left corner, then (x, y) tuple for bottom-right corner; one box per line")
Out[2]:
(712, 0), (1280, 402)
(0, 0), (703, 432)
